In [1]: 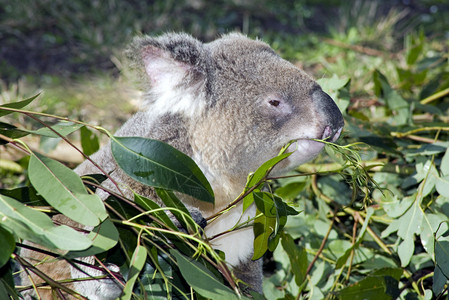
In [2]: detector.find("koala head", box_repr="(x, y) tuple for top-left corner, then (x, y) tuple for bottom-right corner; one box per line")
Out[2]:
(126, 33), (344, 189)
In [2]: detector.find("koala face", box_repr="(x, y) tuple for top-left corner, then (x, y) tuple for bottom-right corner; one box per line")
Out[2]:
(190, 35), (343, 178)
(127, 32), (343, 194)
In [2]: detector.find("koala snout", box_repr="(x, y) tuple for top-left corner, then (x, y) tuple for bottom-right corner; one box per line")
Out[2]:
(322, 126), (343, 142)
(312, 89), (344, 142)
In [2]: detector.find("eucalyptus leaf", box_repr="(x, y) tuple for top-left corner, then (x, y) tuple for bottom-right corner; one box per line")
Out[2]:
(0, 194), (92, 250)
(254, 192), (276, 217)
(397, 200), (422, 240)
(155, 188), (198, 234)
(281, 232), (307, 285)
(373, 70), (410, 125)
(252, 212), (276, 260)
(436, 175), (449, 198)
(435, 236), (449, 279)
(338, 275), (399, 299)
(0, 186), (47, 206)
(0, 122), (29, 143)
(134, 193), (178, 230)
(317, 75), (351, 113)
(275, 181), (307, 202)
(0, 226), (15, 268)
(65, 218), (118, 258)
(420, 213), (448, 257)
(246, 152), (291, 189)
(398, 237), (415, 267)
(111, 136), (214, 203)
(433, 266), (447, 295)
(0, 263), (19, 300)
(405, 33), (424, 65)
(80, 126), (100, 156)
(0, 281), (8, 300)
(26, 122), (83, 138)
(336, 207), (374, 268)
(171, 249), (244, 300)
(120, 245), (147, 300)
(28, 152), (107, 227)
(139, 254), (173, 299)
(0, 94), (40, 117)
(441, 148), (449, 176)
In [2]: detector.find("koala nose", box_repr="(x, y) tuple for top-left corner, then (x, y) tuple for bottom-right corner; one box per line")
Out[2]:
(312, 89), (344, 142)
(322, 126), (343, 142)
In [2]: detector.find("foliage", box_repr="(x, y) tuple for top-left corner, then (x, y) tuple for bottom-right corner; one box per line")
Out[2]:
(1, 1), (449, 299)
(1, 38), (449, 297)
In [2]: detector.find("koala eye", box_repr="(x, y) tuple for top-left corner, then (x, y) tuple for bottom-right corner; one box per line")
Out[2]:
(268, 99), (281, 107)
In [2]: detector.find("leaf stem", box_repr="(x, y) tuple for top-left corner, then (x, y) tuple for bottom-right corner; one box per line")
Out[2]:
(420, 86), (449, 105)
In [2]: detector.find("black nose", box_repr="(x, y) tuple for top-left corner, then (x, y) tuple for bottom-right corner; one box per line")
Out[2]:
(312, 89), (344, 141)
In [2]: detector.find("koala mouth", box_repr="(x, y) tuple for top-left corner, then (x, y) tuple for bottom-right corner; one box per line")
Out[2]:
(322, 126), (343, 143)
(276, 125), (344, 172)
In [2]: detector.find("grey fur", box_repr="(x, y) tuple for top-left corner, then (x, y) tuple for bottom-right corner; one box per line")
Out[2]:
(19, 32), (344, 298)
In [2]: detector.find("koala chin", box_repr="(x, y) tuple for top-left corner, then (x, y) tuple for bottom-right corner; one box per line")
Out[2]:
(18, 32), (344, 299)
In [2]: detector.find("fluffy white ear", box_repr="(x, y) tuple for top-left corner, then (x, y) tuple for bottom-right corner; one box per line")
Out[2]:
(129, 33), (208, 117)
(141, 46), (188, 87)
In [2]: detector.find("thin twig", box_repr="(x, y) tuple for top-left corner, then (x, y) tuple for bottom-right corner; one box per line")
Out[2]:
(306, 207), (338, 277)
(14, 255), (88, 299)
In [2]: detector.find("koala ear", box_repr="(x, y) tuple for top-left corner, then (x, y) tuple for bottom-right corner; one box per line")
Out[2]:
(126, 33), (208, 116)
(141, 33), (206, 85)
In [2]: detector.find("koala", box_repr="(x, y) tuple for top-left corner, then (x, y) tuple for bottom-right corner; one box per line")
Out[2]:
(18, 32), (343, 299)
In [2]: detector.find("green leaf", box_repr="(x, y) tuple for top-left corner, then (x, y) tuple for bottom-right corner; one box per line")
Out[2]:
(336, 207), (374, 268)
(0, 264), (19, 300)
(0, 186), (47, 206)
(155, 188), (197, 234)
(253, 192), (296, 252)
(373, 70), (409, 125)
(0, 122), (29, 144)
(242, 192), (255, 214)
(0, 194), (92, 250)
(397, 199), (422, 240)
(0, 226), (15, 268)
(139, 251), (174, 299)
(254, 192), (276, 217)
(28, 152), (107, 227)
(272, 196), (297, 231)
(120, 244), (148, 300)
(80, 126), (100, 156)
(65, 218), (119, 258)
(435, 236), (449, 279)
(433, 266), (447, 295)
(252, 212), (276, 260)
(419, 213), (448, 257)
(441, 148), (449, 176)
(111, 136), (214, 203)
(246, 152), (292, 189)
(134, 193), (178, 230)
(436, 175), (449, 198)
(26, 122), (83, 138)
(170, 249), (243, 300)
(242, 152), (292, 213)
(406, 38), (423, 66)
(275, 181), (307, 202)
(0, 94), (40, 117)
(398, 237), (415, 267)
(338, 275), (399, 299)
(371, 268), (403, 280)
(281, 232), (307, 285)
(317, 75), (351, 113)
(0, 281), (8, 300)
